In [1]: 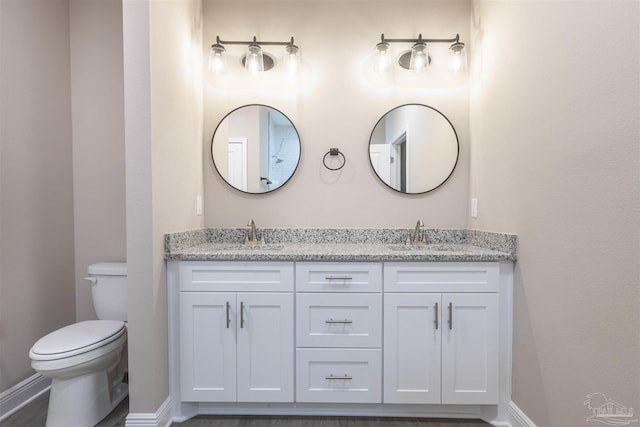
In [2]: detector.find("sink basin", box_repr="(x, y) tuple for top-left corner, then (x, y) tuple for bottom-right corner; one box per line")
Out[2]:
(215, 243), (284, 251)
(388, 244), (458, 252)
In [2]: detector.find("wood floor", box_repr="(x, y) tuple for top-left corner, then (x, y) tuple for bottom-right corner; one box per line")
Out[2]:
(0, 392), (128, 427)
(0, 392), (491, 427)
(172, 416), (491, 427)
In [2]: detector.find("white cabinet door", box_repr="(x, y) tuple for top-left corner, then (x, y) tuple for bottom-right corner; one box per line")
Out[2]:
(441, 293), (499, 404)
(181, 292), (294, 403)
(180, 292), (236, 402)
(236, 293), (294, 402)
(384, 292), (500, 405)
(383, 293), (442, 404)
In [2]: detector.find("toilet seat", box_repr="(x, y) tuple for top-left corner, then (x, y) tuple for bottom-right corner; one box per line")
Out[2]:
(30, 320), (126, 361)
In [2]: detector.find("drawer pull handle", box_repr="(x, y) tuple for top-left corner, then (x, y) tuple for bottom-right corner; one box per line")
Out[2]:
(226, 301), (231, 329)
(325, 374), (352, 380)
(240, 301), (245, 328)
(448, 302), (453, 330)
(325, 318), (353, 324)
(434, 302), (439, 330)
(325, 276), (353, 281)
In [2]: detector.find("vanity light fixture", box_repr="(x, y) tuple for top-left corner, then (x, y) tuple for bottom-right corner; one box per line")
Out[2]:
(208, 36), (301, 74)
(448, 40), (467, 74)
(208, 40), (227, 74)
(245, 41), (265, 73)
(374, 33), (467, 74)
(373, 39), (392, 74)
(283, 43), (301, 76)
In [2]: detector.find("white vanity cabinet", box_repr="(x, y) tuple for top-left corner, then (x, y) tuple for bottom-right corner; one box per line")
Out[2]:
(176, 262), (294, 403)
(168, 257), (513, 423)
(383, 262), (501, 405)
(295, 262), (383, 403)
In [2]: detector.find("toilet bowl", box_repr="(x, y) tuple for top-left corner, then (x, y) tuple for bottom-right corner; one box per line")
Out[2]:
(30, 320), (128, 427)
(29, 262), (128, 427)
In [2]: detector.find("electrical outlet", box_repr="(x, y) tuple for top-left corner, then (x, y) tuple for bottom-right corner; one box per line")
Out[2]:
(471, 198), (478, 218)
(196, 196), (203, 216)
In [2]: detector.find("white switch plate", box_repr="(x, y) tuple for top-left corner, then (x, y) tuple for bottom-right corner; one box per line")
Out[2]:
(196, 196), (203, 216)
(471, 198), (478, 218)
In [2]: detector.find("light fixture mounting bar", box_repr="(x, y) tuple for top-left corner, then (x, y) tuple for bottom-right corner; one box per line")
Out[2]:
(380, 33), (460, 45)
(216, 35), (296, 47)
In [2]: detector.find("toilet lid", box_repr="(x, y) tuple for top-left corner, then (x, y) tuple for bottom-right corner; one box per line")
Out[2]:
(31, 320), (126, 359)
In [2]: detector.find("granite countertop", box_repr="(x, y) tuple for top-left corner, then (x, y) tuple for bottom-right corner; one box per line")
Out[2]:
(164, 228), (517, 262)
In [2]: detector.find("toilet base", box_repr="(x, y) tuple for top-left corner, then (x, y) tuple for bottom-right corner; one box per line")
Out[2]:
(45, 371), (128, 427)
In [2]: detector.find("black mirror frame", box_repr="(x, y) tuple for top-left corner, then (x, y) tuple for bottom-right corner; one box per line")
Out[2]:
(211, 104), (302, 195)
(368, 103), (459, 195)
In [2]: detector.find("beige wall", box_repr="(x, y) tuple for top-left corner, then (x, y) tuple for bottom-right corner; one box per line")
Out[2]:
(4, 4), (638, 426)
(470, 1), (640, 426)
(70, 0), (126, 322)
(0, 0), (76, 391)
(123, 0), (204, 413)
(203, 0), (471, 228)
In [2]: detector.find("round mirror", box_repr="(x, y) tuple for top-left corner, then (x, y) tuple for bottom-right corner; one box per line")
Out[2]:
(368, 104), (459, 194)
(211, 105), (301, 194)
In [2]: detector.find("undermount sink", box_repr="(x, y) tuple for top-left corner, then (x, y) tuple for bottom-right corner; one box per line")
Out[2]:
(388, 243), (458, 252)
(216, 243), (285, 251)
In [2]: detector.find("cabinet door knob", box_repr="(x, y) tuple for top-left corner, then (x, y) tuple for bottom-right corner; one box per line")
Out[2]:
(434, 302), (439, 330)
(448, 302), (453, 330)
(226, 301), (231, 329)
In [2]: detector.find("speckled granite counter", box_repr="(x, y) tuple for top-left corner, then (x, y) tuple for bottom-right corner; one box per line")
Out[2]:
(164, 228), (517, 262)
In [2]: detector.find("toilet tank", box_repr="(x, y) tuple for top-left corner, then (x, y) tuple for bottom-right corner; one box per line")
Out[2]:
(87, 262), (127, 321)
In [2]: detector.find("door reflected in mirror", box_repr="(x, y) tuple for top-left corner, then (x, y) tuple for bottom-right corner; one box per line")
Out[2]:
(211, 105), (301, 194)
(369, 104), (459, 194)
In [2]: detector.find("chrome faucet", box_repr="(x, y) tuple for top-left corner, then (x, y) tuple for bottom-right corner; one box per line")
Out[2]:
(406, 219), (427, 245)
(244, 219), (265, 244)
(248, 219), (258, 241)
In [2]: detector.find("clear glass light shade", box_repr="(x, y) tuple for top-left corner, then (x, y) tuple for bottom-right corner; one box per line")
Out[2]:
(208, 44), (227, 74)
(283, 44), (301, 75)
(245, 44), (265, 73)
(374, 42), (392, 74)
(449, 42), (467, 74)
(409, 42), (429, 73)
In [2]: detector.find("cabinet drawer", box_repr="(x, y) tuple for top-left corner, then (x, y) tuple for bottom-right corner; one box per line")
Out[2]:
(296, 294), (382, 348)
(296, 349), (381, 403)
(296, 262), (382, 292)
(384, 262), (499, 292)
(179, 261), (294, 292)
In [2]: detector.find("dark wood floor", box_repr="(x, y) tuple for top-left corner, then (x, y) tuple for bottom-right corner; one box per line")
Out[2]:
(0, 391), (491, 427)
(0, 392), (128, 427)
(173, 417), (491, 427)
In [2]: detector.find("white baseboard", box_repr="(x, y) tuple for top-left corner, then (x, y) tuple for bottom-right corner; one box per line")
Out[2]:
(125, 396), (172, 427)
(1, 379), (538, 427)
(509, 401), (537, 427)
(124, 396), (533, 427)
(0, 373), (51, 423)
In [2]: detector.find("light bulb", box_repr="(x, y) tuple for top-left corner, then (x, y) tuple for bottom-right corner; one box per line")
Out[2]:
(409, 41), (429, 73)
(208, 44), (226, 74)
(374, 41), (391, 74)
(283, 44), (301, 76)
(449, 41), (467, 74)
(245, 44), (264, 73)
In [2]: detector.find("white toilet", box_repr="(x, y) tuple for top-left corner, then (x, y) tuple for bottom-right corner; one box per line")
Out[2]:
(29, 262), (128, 427)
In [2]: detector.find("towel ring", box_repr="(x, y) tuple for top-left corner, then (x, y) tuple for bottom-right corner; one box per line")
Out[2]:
(323, 148), (345, 171)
